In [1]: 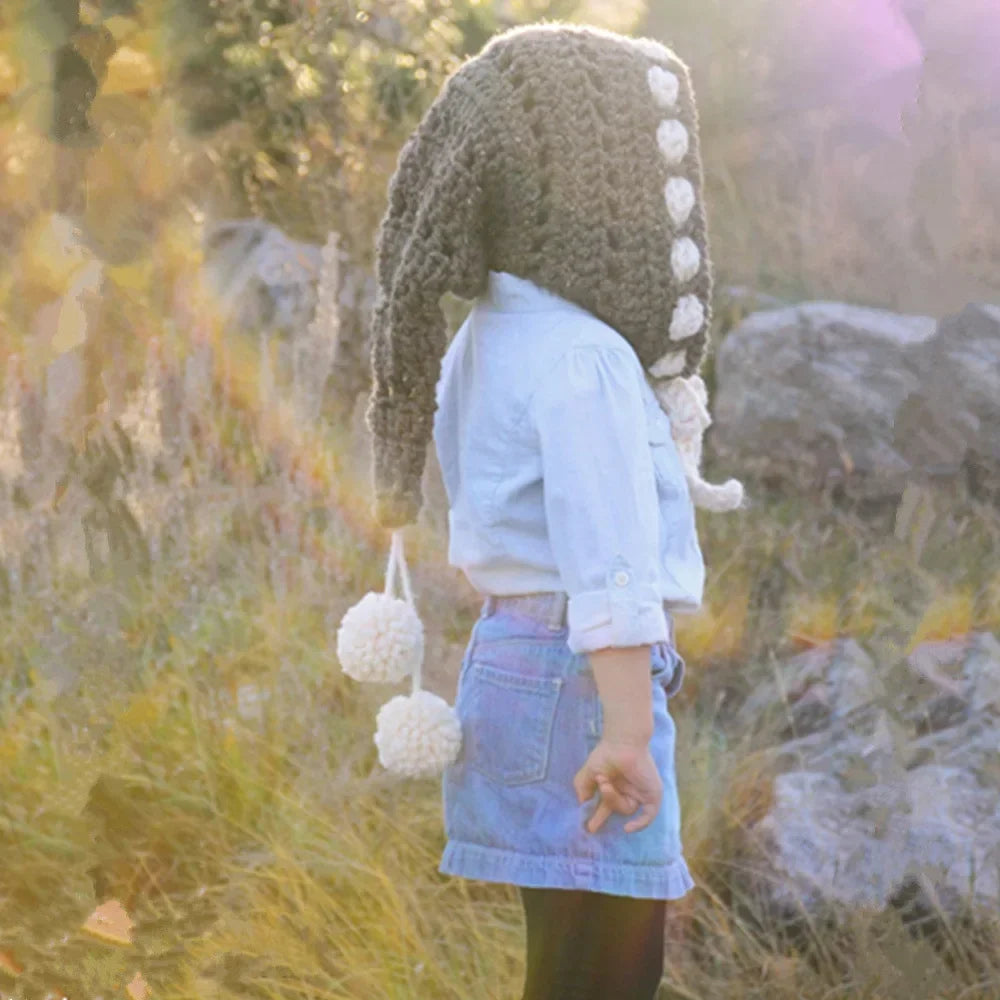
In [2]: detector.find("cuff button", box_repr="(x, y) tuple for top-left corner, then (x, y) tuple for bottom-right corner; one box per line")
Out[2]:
(613, 570), (630, 586)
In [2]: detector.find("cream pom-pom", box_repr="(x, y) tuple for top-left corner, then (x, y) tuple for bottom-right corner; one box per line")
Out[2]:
(648, 348), (687, 378)
(669, 294), (705, 340)
(374, 690), (463, 778)
(656, 119), (689, 164)
(340, 529), (464, 779)
(337, 590), (424, 684)
(647, 65), (680, 108)
(671, 237), (701, 282)
(664, 176), (695, 227)
(689, 476), (745, 512)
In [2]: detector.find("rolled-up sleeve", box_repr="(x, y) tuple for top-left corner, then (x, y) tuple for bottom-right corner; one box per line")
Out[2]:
(528, 344), (668, 655)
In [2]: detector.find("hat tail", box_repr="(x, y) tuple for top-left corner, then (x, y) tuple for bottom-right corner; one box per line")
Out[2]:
(365, 79), (493, 529)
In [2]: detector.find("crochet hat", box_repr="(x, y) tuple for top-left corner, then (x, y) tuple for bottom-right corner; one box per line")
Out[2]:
(366, 21), (724, 530)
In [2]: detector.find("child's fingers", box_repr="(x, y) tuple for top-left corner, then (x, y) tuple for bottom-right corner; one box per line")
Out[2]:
(623, 800), (658, 833)
(573, 766), (598, 804)
(596, 774), (636, 815)
(586, 798), (614, 833)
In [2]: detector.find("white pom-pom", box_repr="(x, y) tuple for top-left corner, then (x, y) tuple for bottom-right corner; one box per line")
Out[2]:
(649, 349), (687, 378)
(647, 65), (680, 108)
(669, 295), (705, 340)
(374, 690), (463, 778)
(671, 237), (701, 282)
(656, 120), (689, 164)
(664, 177), (696, 227)
(336, 591), (423, 684)
(689, 476), (745, 512)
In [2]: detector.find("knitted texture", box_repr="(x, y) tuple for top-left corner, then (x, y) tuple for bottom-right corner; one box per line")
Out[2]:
(366, 22), (714, 528)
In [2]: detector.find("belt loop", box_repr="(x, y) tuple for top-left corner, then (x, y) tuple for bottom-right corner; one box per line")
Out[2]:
(547, 591), (568, 631)
(483, 594), (496, 618)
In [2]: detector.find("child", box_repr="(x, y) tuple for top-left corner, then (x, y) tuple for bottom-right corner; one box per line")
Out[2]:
(365, 21), (740, 1000)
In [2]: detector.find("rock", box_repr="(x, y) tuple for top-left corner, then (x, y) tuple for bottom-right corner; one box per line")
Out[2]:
(740, 631), (1000, 919)
(201, 219), (321, 336)
(712, 300), (1000, 497)
(962, 632), (1000, 713)
(911, 304), (1000, 468)
(737, 638), (884, 732)
(714, 285), (791, 336)
(199, 218), (376, 426)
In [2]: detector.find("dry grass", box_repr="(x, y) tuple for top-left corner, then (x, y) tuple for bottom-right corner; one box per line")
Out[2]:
(0, 376), (998, 996)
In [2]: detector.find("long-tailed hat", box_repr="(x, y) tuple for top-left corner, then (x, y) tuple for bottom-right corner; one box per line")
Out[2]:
(366, 21), (719, 529)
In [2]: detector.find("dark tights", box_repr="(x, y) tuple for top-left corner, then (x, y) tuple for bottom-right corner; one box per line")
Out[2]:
(519, 887), (666, 1000)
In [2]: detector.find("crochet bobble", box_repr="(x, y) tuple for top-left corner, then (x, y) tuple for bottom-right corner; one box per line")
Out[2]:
(647, 61), (706, 354)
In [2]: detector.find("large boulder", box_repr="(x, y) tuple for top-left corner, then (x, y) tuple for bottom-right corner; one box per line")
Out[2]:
(711, 300), (1000, 496)
(199, 219), (376, 424)
(737, 632), (1000, 919)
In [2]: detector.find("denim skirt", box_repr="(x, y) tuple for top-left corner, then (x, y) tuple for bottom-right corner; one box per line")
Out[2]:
(439, 592), (695, 901)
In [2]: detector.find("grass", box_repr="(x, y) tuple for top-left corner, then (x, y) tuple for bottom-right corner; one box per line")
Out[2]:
(0, 409), (998, 998)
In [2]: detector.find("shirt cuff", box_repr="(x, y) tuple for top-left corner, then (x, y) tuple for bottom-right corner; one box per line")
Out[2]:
(565, 565), (670, 654)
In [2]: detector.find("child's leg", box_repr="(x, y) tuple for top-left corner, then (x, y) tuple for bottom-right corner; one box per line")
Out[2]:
(519, 886), (666, 1000)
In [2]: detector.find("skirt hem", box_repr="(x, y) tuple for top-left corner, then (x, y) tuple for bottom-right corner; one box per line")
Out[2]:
(439, 839), (696, 901)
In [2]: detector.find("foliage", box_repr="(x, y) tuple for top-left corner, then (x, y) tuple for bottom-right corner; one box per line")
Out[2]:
(0, 0), (997, 995)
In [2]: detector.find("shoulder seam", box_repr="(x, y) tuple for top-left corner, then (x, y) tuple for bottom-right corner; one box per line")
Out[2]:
(517, 341), (638, 432)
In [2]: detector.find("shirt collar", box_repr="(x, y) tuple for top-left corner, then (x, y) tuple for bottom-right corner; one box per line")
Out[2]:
(485, 270), (592, 315)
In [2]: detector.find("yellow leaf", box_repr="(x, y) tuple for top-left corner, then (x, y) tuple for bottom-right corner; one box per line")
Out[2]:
(0, 121), (54, 212)
(51, 296), (88, 354)
(674, 587), (750, 664)
(119, 691), (161, 731)
(906, 589), (975, 653)
(21, 213), (91, 297)
(841, 582), (881, 638)
(102, 45), (161, 95)
(136, 113), (181, 200)
(0, 948), (23, 974)
(0, 52), (18, 98)
(160, 211), (201, 275)
(103, 15), (141, 43)
(785, 593), (840, 649)
(126, 970), (151, 1000)
(81, 898), (134, 946)
(107, 258), (154, 294)
(80, 0), (102, 25)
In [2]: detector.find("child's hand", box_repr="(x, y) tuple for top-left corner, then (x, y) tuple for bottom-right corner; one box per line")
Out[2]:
(573, 739), (663, 834)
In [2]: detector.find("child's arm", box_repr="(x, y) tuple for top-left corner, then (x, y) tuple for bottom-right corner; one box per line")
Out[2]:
(588, 645), (654, 746)
(528, 342), (667, 746)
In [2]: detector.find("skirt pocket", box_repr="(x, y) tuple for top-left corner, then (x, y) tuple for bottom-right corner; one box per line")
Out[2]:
(462, 659), (563, 787)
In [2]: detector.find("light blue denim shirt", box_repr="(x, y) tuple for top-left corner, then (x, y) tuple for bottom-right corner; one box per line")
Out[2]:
(432, 270), (705, 655)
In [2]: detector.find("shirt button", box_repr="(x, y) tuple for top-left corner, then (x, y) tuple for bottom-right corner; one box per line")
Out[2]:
(613, 570), (630, 586)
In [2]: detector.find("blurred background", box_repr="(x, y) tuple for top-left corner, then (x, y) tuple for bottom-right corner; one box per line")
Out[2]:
(0, 1), (998, 997)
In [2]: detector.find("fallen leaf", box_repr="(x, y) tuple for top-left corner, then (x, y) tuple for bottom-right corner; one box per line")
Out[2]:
(0, 948), (23, 974)
(126, 969), (151, 1000)
(81, 898), (134, 946)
